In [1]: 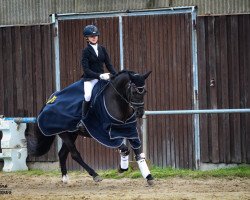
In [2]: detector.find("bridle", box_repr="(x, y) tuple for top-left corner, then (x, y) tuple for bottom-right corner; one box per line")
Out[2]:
(109, 81), (146, 110)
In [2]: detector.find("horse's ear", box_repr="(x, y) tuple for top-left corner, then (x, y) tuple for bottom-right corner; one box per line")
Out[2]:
(142, 71), (152, 79)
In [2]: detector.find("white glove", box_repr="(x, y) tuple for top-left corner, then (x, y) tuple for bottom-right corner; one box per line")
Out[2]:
(99, 73), (110, 80)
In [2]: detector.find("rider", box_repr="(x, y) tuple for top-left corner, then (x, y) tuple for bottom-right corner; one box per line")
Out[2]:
(81, 25), (117, 118)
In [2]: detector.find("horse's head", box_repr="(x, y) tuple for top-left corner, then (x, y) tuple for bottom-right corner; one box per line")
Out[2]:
(127, 71), (152, 118)
(109, 70), (151, 120)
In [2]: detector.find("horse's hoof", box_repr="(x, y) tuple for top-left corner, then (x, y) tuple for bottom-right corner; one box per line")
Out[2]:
(62, 174), (69, 184)
(147, 179), (154, 186)
(118, 165), (128, 173)
(146, 174), (154, 186)
(93, 175), (103, 182)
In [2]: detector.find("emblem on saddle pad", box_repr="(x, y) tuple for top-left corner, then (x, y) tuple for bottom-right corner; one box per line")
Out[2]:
(46, 95), (57, 104)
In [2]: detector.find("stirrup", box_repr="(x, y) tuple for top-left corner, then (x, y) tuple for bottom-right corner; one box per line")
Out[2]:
(77, 121), (85, 132)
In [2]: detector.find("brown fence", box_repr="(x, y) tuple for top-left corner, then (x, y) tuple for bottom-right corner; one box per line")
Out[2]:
(1, 13), (249, 169)
(0, 24), (57, 162)
(197, 15), (250, 164)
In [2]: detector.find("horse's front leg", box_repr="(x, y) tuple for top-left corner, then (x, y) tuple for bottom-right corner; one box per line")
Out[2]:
(118, 143), (130, 172)
(133, 147), (154, 185)
(59, 132), (102, 182)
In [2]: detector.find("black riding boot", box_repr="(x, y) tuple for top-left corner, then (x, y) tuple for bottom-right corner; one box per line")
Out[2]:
(82, 100), (90, 119)
(77, 100), (90, 132)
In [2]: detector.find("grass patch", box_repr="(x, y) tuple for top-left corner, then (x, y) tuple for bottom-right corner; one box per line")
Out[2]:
(100, 165), (250, 179)
(4, 169), (61, 177)
(2, 164), (249, 179)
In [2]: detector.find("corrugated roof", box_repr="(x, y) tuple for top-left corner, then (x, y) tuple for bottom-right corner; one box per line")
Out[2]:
(172, 0), (250, 15)
(0, 0), (249, 25)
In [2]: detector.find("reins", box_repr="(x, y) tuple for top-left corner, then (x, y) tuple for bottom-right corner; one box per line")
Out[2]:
(109, 81), (131, 105)
(109, 80), (145, 109)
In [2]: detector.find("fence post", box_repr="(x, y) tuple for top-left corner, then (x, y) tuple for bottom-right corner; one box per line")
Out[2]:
(142, 115), (148, 158)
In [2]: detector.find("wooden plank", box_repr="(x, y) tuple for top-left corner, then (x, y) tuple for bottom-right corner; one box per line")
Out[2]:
(0, 28), (3, 153)
(238, 15), (246, 163)
(181, 14), (188, 168)
(59, 21), (67, 89)
(239, 15), (250, 163)
(173, 14), (180, 168)
(71, 20), (78, 81)
(42, 25), (54, 103)
(67, 20), (74, 84)
(180, 14), (187, 168)
(169, 14), (176, 168)
(214, 16), (224, 163)
(34, 26), (44, 114)
(180, 14), (188, 168)
(154, 15), (163, 167)
(20, 27), (28, 117)
(176, 14), (183, 168)
(186, 15), (194, 169)
(244, 15), (250, 163)
(229, 16), (241, 163)
(197, 17), (209, 162)
(160, 14), (168, 167)
(0, 29), (4, 115)
(3, 27), (15, 116)
(218, 16), (230, 163)
(207, 17), (219, 163)
(26, 26), (34, 116)
(14, 27), (24, 116)
(123, 16), (129, 69)
(163, 14), (171, 167)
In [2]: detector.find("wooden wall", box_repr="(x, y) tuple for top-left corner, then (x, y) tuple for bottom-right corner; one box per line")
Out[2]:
(0, 24), (57, 161)
(197, 15), (250, 164)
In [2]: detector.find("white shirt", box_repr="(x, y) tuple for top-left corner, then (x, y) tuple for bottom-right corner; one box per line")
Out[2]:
(90, 44), (98, 56)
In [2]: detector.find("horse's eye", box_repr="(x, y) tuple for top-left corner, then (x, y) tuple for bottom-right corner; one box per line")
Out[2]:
(138, 88), (144, 93)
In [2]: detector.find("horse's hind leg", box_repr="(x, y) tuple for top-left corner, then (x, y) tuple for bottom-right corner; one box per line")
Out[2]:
(58, 133), (77, 183)
(133, 148), (154, 186)
(59, 132), (102, 182)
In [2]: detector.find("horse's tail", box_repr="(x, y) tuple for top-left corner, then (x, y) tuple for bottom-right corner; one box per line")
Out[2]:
(27, 124), (56, 157)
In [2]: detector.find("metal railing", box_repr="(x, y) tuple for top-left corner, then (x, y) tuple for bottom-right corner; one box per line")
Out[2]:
(142, 108), (250, 169)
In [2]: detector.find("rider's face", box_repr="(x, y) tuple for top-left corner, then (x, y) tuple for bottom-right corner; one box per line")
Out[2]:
(88, 35), (98, 44)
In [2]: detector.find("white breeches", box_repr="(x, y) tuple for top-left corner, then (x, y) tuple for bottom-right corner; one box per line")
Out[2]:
(84, 79), (98, 102)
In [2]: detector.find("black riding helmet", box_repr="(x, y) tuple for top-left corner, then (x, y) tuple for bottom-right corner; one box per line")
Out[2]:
(83, 25), (100, 37)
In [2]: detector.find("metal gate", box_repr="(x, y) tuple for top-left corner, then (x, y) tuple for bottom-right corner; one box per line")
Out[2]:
(52, 7), (197, 170)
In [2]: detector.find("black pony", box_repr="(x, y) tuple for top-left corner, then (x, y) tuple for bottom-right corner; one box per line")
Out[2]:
(28, 70), (153, 185)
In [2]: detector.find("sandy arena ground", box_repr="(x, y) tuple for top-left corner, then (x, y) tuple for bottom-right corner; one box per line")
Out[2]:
(0, 172), (249, 200)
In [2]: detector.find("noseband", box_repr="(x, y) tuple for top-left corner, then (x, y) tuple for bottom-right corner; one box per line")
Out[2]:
(109, 81), (146, 110)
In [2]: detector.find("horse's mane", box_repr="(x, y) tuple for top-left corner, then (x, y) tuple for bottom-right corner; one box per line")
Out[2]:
(111, 70), (135, 80)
